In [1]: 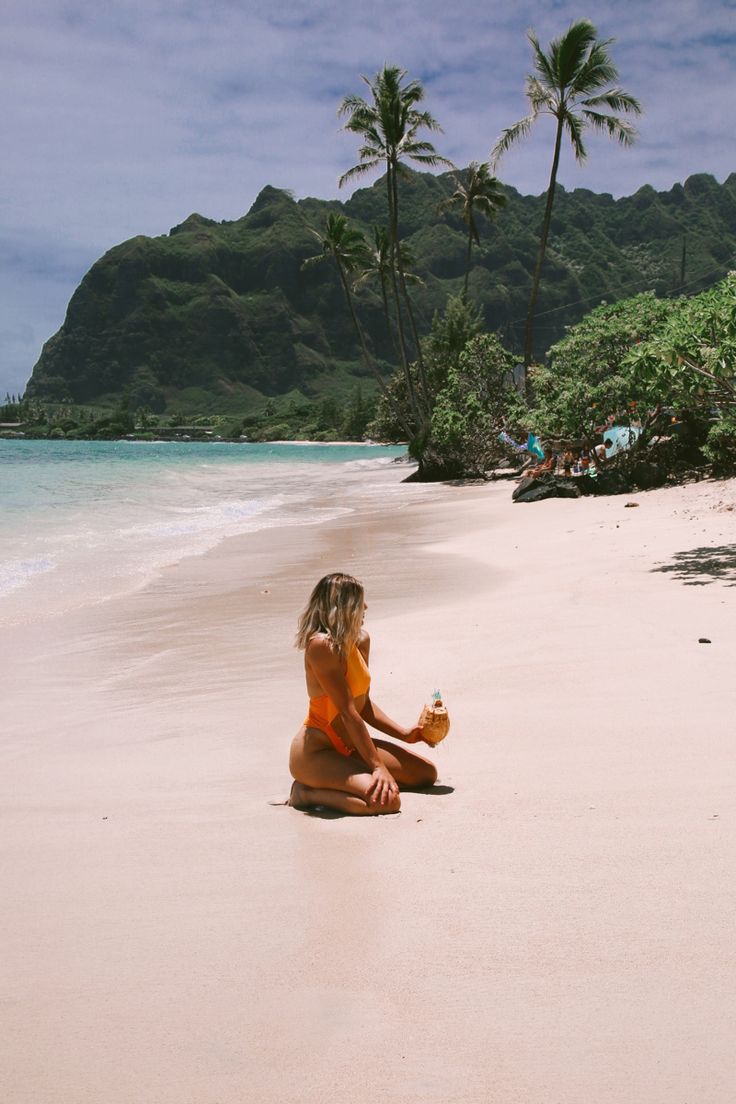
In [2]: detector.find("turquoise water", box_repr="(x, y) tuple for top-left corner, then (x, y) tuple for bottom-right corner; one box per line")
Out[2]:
(0, 439), (408, 618)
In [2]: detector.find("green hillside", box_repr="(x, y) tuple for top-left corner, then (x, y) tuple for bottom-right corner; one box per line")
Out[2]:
(25, 170), (736, 414)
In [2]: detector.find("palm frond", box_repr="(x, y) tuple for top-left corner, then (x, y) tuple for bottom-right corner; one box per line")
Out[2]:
(408, 153), (453, 168)
(401, 140), (454, 169)
(527, 30), (557, 88)
(338, 63), (449, 188)
(563, 110), (587, 163)
(582, 89), (642, 115)
(338, 159), (382, 188)
(552, 20), (598, 85)
(491, 113), (537, 167)
(526, 76), (556, 113)
(572, 47), (619, 94)
(409, 108), (443, 133)
(475, 191), (507, 216)
(338, 93), (370, 118)
(300, 253), (327, 271)
(581, 110), (638, 145)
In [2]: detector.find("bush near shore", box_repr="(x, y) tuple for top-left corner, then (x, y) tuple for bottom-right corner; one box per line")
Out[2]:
(0, 384), (376, 444)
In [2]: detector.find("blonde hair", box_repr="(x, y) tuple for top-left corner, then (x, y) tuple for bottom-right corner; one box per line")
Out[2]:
(295, 573), (365, 659)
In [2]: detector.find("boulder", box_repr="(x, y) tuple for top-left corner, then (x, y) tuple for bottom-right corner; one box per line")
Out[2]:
(512, 474), (582, 503)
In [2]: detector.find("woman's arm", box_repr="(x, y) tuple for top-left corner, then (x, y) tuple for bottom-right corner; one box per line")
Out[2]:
(306, 637), (398, 805)
(356, 632), (424, 744)
(360, 697), (424, 744)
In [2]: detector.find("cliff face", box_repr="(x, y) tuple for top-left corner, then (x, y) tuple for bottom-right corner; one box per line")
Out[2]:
(26, 171), (736, 410)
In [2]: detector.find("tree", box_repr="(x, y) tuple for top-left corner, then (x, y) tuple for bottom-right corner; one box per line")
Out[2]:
(492, 20), (641, 381)
(339, 65), (452, 416)
(428, 333), (527, 478)
(302, 213), (415, 438)
(627, 273), (736, 412)
(353, 225), (423, 367)
(342, 385), (374, 440)
(301, 214), (391, 406)
(368, 294), (485, 446)
(532, 292), (675, 443)
(439, 162), (507, 296)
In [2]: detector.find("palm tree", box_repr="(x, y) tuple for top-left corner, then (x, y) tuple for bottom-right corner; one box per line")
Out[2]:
(353, 226), (424, 367)
(339, 65), (452, 416)
(492, 20), (641, 379)
(302, 214), (399, 415)
(439, 162), (507, 297)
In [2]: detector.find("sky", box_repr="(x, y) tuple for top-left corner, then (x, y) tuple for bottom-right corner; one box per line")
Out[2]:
(2, 0), (734, 397)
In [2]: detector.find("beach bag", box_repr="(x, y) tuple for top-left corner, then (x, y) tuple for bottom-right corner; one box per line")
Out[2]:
(418, 691), (450, 747)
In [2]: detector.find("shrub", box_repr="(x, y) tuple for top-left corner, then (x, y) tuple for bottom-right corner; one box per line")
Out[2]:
(702, 415), (736, 475)
(427, 333), (526, 477)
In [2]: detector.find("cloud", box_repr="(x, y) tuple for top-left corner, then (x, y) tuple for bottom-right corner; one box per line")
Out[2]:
(2, 0), (734, 393)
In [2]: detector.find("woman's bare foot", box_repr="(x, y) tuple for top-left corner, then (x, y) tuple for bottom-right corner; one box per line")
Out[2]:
(288, 781), (311, 809)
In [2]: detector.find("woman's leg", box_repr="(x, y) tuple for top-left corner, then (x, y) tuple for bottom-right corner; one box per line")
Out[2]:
(372, 739), (438, 788)
(289, 781), (397, 816)
(290, 736), (401, 816)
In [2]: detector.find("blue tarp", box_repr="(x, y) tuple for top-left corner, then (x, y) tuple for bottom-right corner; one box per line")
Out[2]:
(603, 425), (642, 458)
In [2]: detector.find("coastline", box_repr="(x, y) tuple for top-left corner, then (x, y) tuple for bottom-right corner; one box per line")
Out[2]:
(2, 475), (735, 1102)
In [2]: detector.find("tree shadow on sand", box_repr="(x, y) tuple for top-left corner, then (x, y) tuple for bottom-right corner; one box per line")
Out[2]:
(652, 544), (736, 586)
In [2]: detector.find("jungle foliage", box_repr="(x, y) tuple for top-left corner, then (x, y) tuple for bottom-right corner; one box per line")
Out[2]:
(25, 170), (736, 424)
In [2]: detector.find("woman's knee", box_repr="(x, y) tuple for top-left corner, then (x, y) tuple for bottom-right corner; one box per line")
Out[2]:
(422, 761), (438, 786)
(369, 791), (401, 815)
(406, 760), (437, 787)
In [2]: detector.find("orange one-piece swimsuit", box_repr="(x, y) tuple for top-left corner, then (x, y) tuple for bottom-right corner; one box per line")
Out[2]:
(305, 644), (371, 757)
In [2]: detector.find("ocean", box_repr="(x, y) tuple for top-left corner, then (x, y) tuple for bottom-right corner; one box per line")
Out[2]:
(0, 439), (409, 623)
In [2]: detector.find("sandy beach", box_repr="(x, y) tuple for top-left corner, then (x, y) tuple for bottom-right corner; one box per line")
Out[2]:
(2, 472), (735, 1103)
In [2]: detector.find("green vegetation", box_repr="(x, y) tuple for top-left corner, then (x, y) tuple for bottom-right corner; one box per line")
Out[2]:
(25, 170), (736, 432)
(19, 37), (735, 480)
(531, 292), (674, 443)
(1, 387), (375, 442)
(428, 334), (526, 478)
(339, 64), (452, 426)
(438, 162), (506, 297)
(529, 274), (736, 480)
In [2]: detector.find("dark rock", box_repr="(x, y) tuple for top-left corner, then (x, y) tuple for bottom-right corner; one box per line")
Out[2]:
(512, 474), (582, 503)
(577, 470), (632, 496)
(630, 460), (667, 489)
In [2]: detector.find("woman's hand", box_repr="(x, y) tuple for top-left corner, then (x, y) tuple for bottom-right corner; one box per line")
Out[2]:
(403, 725), (425, 744)
(367, 764), (399, 805)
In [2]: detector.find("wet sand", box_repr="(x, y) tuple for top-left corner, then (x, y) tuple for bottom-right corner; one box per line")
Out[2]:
(2, 474), (735, 1103)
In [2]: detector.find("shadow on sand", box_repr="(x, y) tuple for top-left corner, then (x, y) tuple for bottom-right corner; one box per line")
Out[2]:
(651, 544), (736, 586)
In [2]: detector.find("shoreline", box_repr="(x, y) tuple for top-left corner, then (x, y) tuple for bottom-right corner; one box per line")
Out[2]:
(0, 440), (412, 626)
(0, 432), (406, 446)
(2, 475), (736, 1102)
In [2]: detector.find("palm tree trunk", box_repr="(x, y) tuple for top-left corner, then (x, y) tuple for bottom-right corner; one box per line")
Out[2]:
(523, 114), (564, 384)
(379, 275), (403, 366)
(464, 226), (473, 297)
(337, 261), (412, 439)
(386, 166), (421, 426)
(391, 168), (430, 412)
(336, 264), (381, 390)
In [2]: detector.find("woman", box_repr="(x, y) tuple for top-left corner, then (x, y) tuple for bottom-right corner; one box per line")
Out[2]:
(289, 573), (438, 815)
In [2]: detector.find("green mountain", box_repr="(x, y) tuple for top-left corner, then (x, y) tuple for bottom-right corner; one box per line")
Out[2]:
(26, 170), (736, 413)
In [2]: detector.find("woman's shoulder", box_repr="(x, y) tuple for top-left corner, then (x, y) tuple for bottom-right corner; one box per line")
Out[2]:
(357, 628), (370, 656)
(305, 633), (337, 667)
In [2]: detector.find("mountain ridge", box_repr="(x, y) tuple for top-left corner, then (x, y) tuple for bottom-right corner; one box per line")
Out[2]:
(26, 169), (736, 412)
